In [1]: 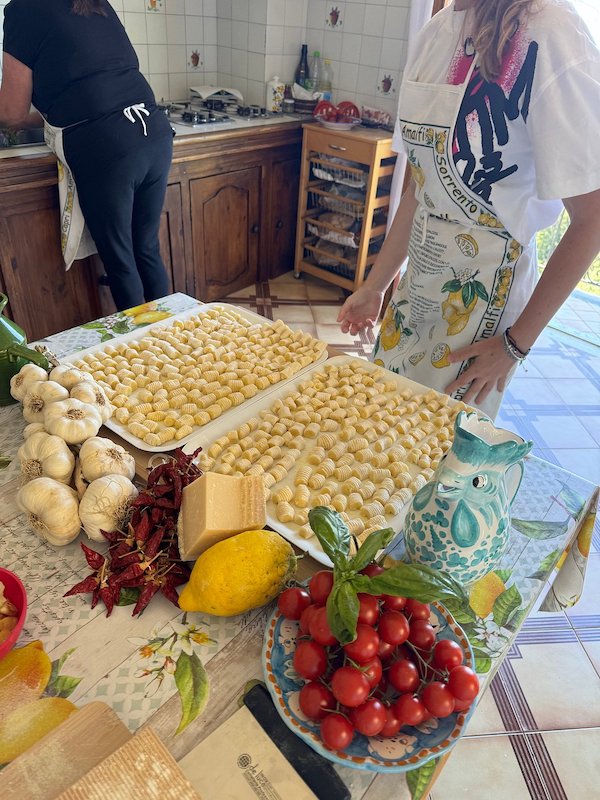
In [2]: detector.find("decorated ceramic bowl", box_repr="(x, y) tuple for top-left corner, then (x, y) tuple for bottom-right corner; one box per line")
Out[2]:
(262, 601), (476, 773)
(0, 567), (27, 660)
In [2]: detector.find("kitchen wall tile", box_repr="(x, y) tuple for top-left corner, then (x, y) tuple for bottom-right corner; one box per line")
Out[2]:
(248, 52), (266, 82)
(218, 0), (231, 17)
(340, 32), (361, 64)
(146, 12), (167, 43)
(148, 73), (170, 101)
(146, 0), (166, 14)
(337, 60), (358, 93)
(307, 0), (326, 31)
(204, 70), (218, 83)
(386, 0), (411, 6)
(283, 26), (304, 56)
(249, 0), (268, 25)
(184, 0), (202, 15)
(248, 22), (266, 54)
(268, 0), (285, 27)
(204, 15), (217, 43)
(217, 18), (232, 47)
(281, 54), (298, 83)
(148, 43), (169, 72)
(343, 2), (364, 34)
(203, 44), (218, 70)
(116, 10), (125, 24)
(266, 25), (284, 55)
(376, 69), (399, 99)
(356, 63), (378, 95)
(186, 46), (203, 71)
(168, 43), (188, 72)
(231, 47), (249, 76)
(322, 29), (342, 60)
(323, 2), (344, 31)
(185, 15), (204, 43)
(285, 0), (307, 28)
(218, 47), (232, 74)
(384, 5), (409, 39)
(265, 54), (283, 81)
(168, 72), (189, 98)
(110, 0), (125, 11)
(133, 42), (150, 73)
(165, 0), (185, 13)
(166, 14), (186, 43)
(124, 0), (145, 13)
(124, 12), (148, 43)
(307, 28), (325, 57)
(362, 4), (385, 37)
(380, 36), (406, 71)
(231, 0), (248, 22)
(203, 0), (216, 15)
(231, 20), (248, 49)
(247, 79), (265, 106)
(359, 35), (381, 68)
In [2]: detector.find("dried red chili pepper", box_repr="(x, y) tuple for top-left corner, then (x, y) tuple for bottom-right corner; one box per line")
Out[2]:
(63, 574), (99, 597)
(80, 543), (105, 571)
(132, 581), (160, 616)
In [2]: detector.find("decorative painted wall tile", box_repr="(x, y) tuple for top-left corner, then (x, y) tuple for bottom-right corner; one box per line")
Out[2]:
(377, 70), (398, 98)
(188, 49), (203, 70)
(325, 5), (343, 30)
(147, 0), (163, 11)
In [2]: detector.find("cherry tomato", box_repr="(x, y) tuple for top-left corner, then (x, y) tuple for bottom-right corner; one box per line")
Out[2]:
(378, 610), (410, 645)
(309, 570), (334, 604)
(293, 640), (328, 680)
(299, 681), (336, 721)
(309, 606), (338, 646)
(408, 619), (436, 651)
(422, 681), (456, 718)
(452, 695), (475, 713)
(331, 666), (370, 708)
(394, 694), (427, 727)
(404, 599), (431, 620)
(388, 657), (420, 693)
(349, 698), (387, 736)
(380, 705), (402, 737)
(382, 594), (407, 611)
(320, 714), (354, 750)
(343, 624), (380, 664)
(277, 587), (312, 620)
(299, 603), (321, 634)
(357, 593), (380, 625)
(433, 639), (464, 671)
(360, 563), (385, 578)
(377, 638), (396, 662)
(448, 665), (480, 701)
(361, 656), (383, 689)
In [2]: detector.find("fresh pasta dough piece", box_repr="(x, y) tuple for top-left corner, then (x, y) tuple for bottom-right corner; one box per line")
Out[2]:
(347, 492), (363, 510)
(294, 485), (311, 508)
(276, 502), (294, 523)
(274, 486), (293, 504)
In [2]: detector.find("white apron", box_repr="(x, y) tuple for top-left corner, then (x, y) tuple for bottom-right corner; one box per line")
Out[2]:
(373, 59), (536, 418)
(44, 120), (97, 270)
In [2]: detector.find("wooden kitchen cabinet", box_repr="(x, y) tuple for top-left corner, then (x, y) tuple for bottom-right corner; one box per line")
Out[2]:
(189, 167), (261, 301)
(267, 153), (301, 279)
(294, 125), (396, 292)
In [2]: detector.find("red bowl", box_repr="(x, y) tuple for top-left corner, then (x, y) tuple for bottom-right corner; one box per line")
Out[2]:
(0, 567), (27, 660)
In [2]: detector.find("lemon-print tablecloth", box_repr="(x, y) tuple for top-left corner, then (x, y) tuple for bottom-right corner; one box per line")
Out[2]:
(0, 294), (597, 800)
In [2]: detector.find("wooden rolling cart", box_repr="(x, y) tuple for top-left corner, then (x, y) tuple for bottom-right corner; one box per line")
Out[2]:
(293, 124), (397, 292)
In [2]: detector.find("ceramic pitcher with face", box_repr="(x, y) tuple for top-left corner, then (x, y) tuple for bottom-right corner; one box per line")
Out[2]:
(404, 411), (533, 585)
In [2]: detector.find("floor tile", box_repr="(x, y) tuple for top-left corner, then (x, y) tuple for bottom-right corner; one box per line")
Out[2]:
(580, 416), (600, 447)
(280, 321), (318, 338)
(528, 353), (593, 380)
(541, 728), (600, 800)
(430, 734), (531, 799)
(551, 449), (600, 486)
(463, 686), (506, 736)
(518, 413), (593, 450)
(579, 637), (600, 680)
(505, 378), (566, 407)
(551, 379), (600, 408)
(270, 305), (315, 324)
(565, 554), (600, 630)
(304, 278), (347, 302)
(269, 271), (304, 285)
(266, 281), (309, 301)
(311, 304), (346, 325)
(509, 639), (600, 730)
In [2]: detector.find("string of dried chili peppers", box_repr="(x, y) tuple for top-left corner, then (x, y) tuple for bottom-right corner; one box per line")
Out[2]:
(64, 447), (202, 617)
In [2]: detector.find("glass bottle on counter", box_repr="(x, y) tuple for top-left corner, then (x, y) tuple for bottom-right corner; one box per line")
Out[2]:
(320, 58), (333, 102)
(294, 44), (310, 88)
(306, 51), (322, 93)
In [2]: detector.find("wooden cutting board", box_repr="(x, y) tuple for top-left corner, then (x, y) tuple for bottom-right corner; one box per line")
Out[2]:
(2, 701), (132, 800)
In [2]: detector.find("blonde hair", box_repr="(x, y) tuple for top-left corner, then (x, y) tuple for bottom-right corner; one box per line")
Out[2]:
(471, 0), (538, 80)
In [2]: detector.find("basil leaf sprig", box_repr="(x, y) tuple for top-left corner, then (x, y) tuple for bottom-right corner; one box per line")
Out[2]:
(308, 506), (468, 646)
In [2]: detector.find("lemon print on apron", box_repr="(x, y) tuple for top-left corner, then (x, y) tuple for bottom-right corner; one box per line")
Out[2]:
(441, 268), (489, 337)
(407, 149), (425, 188)
(377, 300), (413, 351)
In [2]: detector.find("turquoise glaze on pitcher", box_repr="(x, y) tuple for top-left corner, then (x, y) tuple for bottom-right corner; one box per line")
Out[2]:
(404, 411), (533, 584)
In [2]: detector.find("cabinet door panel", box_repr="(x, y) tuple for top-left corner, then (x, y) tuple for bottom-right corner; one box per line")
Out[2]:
(0, 187), (102, 341)
(190, 168), (260, 301)
(158, 183), (186, 293)
(269, 155), (300, 279)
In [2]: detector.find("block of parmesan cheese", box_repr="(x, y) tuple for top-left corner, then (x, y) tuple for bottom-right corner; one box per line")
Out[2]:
(177, 473), (267, 561)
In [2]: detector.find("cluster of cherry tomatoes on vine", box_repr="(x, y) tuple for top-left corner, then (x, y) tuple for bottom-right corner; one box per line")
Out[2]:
(277, 564), (480, 751)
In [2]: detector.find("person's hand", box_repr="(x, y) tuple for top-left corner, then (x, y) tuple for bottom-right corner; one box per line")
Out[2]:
(445, 335), (516, 406)
(337, 287), (385, 335)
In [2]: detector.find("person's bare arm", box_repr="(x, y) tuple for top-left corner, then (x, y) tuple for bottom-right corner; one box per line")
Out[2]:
(0, 52), (34, 127)
(338, 178), (418, 335)
(446, 186), (600, 405)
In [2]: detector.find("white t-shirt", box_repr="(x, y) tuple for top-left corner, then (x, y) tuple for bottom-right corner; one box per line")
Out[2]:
(393, 0), (600, 244)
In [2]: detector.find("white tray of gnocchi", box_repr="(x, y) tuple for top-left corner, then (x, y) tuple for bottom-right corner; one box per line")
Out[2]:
(183, 356), (468, 566)
(68, 303), (328, 453)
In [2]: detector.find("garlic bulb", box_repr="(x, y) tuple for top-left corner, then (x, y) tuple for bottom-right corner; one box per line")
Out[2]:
(49, 364), (94, 391)
(70, 381), (113, 422)
(79, 436), (135, 482)
(44, 398), (102, 444)
(73, 458), (89, 501)
(10, 363), (49, 402)
(22, 380), (69, 424)
(18, 431), (75, 484)
(79, 474), (138, 541)
(17, 477), (81, 546)
(23, 422), (46, 439)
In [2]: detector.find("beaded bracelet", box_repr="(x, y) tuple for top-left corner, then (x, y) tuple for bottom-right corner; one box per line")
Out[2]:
(505, 327), (530, 357)
(502, 328), (528, 363)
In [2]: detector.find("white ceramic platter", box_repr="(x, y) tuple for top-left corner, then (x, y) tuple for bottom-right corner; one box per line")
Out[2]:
(183, 355), (460, 565)
(317, 120), (360, 131)
(65, 303), (328, 453)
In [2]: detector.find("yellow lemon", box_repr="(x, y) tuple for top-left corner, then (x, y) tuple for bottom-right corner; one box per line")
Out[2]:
(555, 547), (570, 571)
(122, 301), (158, 317)
(576, 510), (596, 559)
(408, 351), (426, 366)
(373, 358), (385, 367)
(132, 311), (172, 325)
(0, 697), (78, 763)
(454, 234), (479, 258)
(379, 305), (401, 351)
(469, 571), (507, 618)
(178, 530), (297, 616)
(0, 641), (52, 723)
(431, 343), (451, 369)
(410, 164), (426, 188)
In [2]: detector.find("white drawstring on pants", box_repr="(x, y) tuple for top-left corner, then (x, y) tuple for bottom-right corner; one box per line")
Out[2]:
(123, 103), (150, 136)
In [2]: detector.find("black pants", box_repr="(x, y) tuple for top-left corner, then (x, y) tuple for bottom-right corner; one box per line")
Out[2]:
(64, 107), (174, 311)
